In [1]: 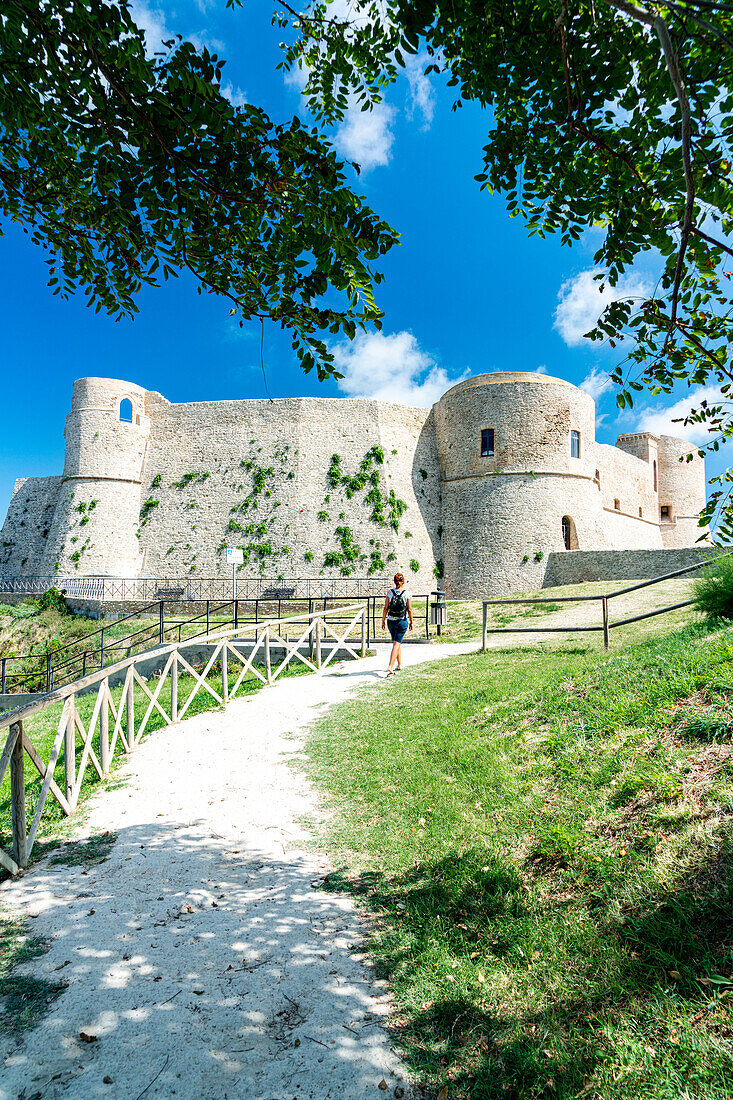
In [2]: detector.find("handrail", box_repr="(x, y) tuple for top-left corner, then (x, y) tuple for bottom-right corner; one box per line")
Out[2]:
(481, 550), (731, 651)
(0, 603), (367, 729)
(0, 601), (369, 875)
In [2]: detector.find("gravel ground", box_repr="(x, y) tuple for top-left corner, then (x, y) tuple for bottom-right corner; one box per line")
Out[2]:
(0, 641), (478, 1100)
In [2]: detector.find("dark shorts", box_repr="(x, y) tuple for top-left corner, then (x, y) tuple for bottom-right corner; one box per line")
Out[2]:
(388, 617), (409, 643)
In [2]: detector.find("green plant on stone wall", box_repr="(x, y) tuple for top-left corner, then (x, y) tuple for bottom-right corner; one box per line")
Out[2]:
(151, 474), (162, 489)
(522, 554), (530, 564)
(419, 468), (428, 480)
(409, 559), (420, 574)
(88, 499), (98, 511)
(317, 510), (329, 522)
(228, 519), (243, 532)
(140, 498), (159, 525)
(80, 515), (89, 527)
(534, 551), (544, 562)
(369, 550), (386, 575)
(433, 560), (444, 579)
(304, 550), (314, 563)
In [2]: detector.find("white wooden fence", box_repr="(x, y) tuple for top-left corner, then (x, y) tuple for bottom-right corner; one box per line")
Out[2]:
(0, 603), (368, 875)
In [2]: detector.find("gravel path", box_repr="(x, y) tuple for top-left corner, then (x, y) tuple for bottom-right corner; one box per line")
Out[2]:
(0, 642), (477, 1100)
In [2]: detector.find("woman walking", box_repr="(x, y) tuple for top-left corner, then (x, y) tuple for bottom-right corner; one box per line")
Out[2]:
(382, 572), (413, 677)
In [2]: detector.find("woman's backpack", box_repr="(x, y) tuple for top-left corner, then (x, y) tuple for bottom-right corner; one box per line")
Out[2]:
(388, 588), (408, 619)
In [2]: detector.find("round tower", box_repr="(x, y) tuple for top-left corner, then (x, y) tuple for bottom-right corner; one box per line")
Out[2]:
(42, 378), (151, 577)
(434, 372), (605, 596)
(657, 435), (709, 547)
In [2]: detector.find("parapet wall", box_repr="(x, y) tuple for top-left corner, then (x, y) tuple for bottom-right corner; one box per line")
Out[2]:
(542, 546), (718, 587)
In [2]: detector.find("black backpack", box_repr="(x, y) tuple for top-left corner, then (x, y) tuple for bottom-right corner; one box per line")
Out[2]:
(388, 588), (408, 618)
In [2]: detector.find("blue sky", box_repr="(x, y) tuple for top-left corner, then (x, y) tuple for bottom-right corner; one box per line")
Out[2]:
(1, 0), (727, 517)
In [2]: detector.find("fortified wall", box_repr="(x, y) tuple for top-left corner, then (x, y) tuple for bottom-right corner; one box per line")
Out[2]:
(0, 373), (710, 596)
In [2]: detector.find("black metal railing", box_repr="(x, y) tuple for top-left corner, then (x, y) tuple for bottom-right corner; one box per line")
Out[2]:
(2, 593), (426, 697)
(0, 575), (390, 602)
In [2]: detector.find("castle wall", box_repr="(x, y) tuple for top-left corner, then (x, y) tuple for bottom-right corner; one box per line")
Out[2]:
(435, 373), (608, 596)
(0, 372), (710, 597)
(132, 393), (440, 593)
(40, 378), (150, 577)
(0, 477), (62, 575)
(592, 442), (660, 527)
(542, 546), (718, 586)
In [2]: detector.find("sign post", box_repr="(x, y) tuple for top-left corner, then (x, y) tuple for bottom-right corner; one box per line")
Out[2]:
(226, 548), (244, 602)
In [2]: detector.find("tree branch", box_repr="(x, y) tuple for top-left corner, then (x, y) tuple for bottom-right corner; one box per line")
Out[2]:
(602, 0), (696, 334)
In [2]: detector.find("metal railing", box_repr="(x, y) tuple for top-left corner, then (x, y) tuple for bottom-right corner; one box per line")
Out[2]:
(0, 575), (389, 602)
(2, 596), (381, 697)
(481, 554), (732, 651)
(0, 602), (369, 875)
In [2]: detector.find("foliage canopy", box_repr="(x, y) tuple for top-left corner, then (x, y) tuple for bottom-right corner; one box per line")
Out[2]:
(0, 0), (398, 378)
(276, 0), (733, 533)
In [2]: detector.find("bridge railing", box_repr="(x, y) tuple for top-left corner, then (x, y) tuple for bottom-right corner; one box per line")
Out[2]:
(0, 602), (368, 876)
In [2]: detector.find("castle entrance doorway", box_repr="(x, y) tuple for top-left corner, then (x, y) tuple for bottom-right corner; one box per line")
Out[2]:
(561, 515), (578, 550)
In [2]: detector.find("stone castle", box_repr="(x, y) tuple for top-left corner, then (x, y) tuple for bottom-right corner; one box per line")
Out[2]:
(0, 372), (709, 596)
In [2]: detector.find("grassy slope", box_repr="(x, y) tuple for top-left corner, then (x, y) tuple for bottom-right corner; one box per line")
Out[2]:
(306, 622), (733, 1099)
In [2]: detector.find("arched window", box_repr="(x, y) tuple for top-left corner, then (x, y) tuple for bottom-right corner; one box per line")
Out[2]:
(570, 430), (581, 458)
(119, 398), (133, 423)
(561, 515), (578, 550)
(653, 460), (657, 492)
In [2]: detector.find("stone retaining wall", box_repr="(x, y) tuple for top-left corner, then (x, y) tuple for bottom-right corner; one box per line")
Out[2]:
(542, 546), (719, 587)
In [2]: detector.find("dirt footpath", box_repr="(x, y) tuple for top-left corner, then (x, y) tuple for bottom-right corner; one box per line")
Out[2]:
(0, 642), (477, 1100)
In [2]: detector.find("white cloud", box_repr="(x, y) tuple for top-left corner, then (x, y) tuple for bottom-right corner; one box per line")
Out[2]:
(333, 331), (466, 407)
(580, 367), (613, 402)
(554, 268), (651, 346)
(405, 52), (435, 130)
(534, 363), (548, 374)
(220, 83), (247, 108)
(129, 1), (173, 50)
(334, 100), (397, 170)
(636, 386), (726, 445)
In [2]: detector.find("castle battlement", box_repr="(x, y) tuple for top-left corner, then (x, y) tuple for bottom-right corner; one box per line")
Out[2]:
(0, 372), (709, 596)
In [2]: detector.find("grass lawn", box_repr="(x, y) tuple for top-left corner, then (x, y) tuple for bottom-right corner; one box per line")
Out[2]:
(305, 619), (733, 1099)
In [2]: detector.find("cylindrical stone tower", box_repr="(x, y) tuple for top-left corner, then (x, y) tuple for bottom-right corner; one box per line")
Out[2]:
(657, 435), (709, 547)
(434, 371), (605, 596)
(42, 378), (151, 576)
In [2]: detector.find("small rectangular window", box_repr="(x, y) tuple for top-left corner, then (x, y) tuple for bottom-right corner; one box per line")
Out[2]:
(480, 428), (495, 457)
(660, 505), (670, 519)
(570, 430), (581, 458)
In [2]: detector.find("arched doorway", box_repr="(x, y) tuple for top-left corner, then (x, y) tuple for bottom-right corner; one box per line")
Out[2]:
(561, 515), (578, 550)
(119, 397), (133, 423)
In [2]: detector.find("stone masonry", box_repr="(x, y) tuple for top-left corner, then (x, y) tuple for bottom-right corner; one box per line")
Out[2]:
(0, 372), (710, 597)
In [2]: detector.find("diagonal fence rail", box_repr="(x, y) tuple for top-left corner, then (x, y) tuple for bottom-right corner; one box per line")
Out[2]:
(0, 602), (368, 876)
(481, 552), (732, 651)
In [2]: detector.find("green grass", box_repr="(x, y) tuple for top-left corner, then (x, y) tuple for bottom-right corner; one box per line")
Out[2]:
(305, 622), (733, 1099)
(0, 915), (66, 1033)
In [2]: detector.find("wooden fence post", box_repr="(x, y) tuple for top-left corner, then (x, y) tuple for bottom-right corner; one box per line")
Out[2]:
(222, 643), (229, 704)
(482, 603), (488, 652)
(126, 675), (135, 749)
(64, 699), (76, 806)
(171, 652), (178, 722)
(100, 679), (110, 773)
(264, 627), (272, 684)
(10, 721), (26, 868)
(360, 606), (366, 657)
(315, 617), (322, 669)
